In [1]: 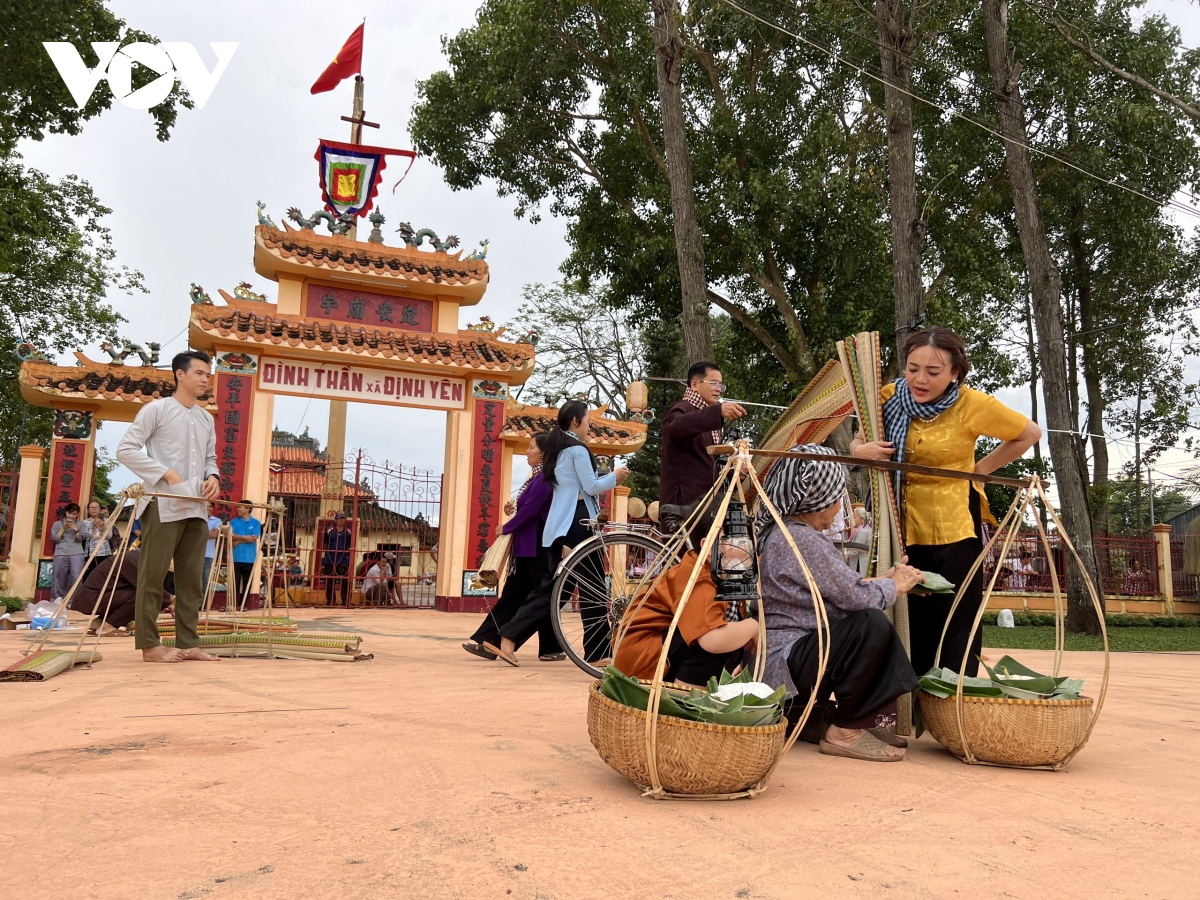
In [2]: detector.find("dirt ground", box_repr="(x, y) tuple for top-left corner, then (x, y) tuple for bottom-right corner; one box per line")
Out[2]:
(1, 608), (1195, 900)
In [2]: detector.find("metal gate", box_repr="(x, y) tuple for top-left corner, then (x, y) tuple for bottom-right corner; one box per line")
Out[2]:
(271, 449), (441, 608)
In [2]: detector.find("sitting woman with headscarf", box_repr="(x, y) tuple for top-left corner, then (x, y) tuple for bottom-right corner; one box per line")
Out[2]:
(757, 446), (924, 762)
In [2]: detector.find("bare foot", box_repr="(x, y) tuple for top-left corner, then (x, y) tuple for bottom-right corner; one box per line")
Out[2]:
(143, 646), (186, 663)
(180, 647), (221, 661)
(94, 621), (119, 637)
(825, 724), (906, 760)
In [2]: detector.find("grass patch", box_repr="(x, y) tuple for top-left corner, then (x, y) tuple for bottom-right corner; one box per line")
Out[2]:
(983, 625), (1200, 652)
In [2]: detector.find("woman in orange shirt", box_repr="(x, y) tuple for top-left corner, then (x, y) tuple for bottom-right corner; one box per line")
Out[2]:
(851, 327), (1041, 677)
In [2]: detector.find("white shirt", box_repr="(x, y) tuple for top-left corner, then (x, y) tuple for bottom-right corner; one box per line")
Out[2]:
(362, 564), (383, 590)
(116, 397), (218, 522)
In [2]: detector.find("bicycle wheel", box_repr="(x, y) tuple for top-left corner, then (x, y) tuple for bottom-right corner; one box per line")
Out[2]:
(550, 532), (681, 678)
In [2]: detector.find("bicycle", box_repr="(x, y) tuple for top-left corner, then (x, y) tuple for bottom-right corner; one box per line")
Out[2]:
(549, 519), (685, 678)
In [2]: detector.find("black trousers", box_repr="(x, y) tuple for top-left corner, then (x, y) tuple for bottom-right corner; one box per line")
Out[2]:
(471, 554), (561, 655)
(322, 560), (349, 605)
(664, 628), (742, 687)
(505, 503), (612, 660)
(233, 561), (255, 608)
(905, 490), (985, 677)
(787, 608), (918, 729)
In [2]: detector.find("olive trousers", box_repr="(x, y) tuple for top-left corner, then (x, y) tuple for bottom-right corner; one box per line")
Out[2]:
(134, 500), (207, 650)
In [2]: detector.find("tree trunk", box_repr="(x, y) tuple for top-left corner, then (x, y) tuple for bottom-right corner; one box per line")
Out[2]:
(1134, 377), (1144, 534)
(1072, 213), (1109, 532)
(982, 0), (1103, 635)
(650, 0), (713, 364)
(1024, 292), (1048, 533)
(875, 0), (926, 360)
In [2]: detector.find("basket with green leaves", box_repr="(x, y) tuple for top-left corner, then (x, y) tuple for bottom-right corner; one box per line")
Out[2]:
(586, 441), (831, 800)
(917, 478), (1110, 770)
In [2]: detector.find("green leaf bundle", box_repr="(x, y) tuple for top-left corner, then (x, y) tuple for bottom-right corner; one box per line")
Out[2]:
(919, 655), (1083, 701)
(599, 666), (784, 727)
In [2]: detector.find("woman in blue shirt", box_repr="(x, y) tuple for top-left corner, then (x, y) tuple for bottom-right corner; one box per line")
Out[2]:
(489, 401), (628, 666)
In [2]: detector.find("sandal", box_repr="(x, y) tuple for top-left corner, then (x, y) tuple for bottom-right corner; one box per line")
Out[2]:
(819, 731), (903, 762)
(482, 641), (519, 667)
(539, 652), (566, 662)
(868, 727), (908, 748)
(462, 641), (497, 661)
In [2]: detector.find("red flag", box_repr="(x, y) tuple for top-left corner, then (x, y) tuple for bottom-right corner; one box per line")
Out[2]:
(310, 23), (364, 95)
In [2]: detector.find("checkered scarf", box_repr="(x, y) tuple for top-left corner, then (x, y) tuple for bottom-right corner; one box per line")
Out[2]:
(755, 444), (846, 542)
(515, 464), (543, 500)
(684, 387), (722, 444)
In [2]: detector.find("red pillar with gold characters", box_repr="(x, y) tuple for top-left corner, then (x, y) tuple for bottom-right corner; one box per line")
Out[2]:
(212, 352), (258, 516)
(458, 386), (506, 612)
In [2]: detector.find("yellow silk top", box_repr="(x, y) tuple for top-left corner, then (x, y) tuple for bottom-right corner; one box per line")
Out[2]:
(880, 383), (1028, 546)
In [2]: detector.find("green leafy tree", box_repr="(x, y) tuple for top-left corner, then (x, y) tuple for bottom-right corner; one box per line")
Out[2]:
(0, 0), (193, 152)
(0, 0), (190, 468)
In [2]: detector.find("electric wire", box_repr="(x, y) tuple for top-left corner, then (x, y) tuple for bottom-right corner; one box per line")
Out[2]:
(716, 0), (1200, 220)
(747, 0), (1200, 190)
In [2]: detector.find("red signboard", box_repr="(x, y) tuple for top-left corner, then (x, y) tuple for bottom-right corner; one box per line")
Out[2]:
(464, 398), (504, 571)
(305, 283), (434, 332)
(215, 373), (252, 516)
(40, 439), (88, 556)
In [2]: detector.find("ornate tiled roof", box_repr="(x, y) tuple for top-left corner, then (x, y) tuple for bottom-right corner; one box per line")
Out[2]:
(190, 305), (534, 374)
(254, 224), (488, 288)
(501, 401), (648, 454)
(19, 357), (216, 411)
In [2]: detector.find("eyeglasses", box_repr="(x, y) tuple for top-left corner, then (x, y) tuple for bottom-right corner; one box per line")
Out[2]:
(701, 380), (726, 393)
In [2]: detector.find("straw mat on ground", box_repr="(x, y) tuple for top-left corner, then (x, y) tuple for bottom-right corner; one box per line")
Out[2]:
(1, 649), (102, 682)
(160, 632), (371, 661)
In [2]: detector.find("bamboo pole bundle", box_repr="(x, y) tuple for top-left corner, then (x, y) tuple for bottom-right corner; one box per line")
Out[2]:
(836, 332), (911, 732)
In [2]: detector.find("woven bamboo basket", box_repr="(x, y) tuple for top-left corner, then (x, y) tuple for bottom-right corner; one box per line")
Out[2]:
(919, 692), (1095, 767)
(587, 683), (787, 795)
(920, 477), (1110, 771)
(588, 443), (831, 800)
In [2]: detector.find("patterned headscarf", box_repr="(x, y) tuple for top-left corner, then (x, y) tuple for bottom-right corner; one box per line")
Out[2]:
(755, 444), (846, 542)
(684, 387), (722, 444)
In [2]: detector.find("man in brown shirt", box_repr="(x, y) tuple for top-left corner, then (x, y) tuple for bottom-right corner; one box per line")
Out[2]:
(658, 362), (746, 542)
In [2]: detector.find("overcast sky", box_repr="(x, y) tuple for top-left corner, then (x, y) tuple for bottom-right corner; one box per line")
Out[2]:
(16, 0), (1200, 502)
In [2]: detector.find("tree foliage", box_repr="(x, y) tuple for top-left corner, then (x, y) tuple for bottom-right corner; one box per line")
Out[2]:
(507, 282), (646, 414)
(0, 0), (193, 152)
(413, 0), (1200, 526)
(0, 1), (189, 467)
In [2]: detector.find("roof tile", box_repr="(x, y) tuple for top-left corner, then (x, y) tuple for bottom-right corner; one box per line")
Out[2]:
(192, 306), (534, 372)
(256, 225), (487, 286)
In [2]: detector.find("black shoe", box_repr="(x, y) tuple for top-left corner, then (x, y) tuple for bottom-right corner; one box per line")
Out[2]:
(462, 641), (497, 660)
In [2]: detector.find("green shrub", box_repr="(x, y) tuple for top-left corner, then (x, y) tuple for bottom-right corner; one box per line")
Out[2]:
(984, 607), (1200, 628)
(0, 596), (25, 613)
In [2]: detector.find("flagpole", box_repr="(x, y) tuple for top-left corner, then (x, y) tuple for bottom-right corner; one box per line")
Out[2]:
(324, 75), (366, 523)
(350, 75), (365, 147)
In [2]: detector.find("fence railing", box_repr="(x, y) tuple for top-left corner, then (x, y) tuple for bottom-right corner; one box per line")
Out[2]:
(983, 529), (1160, 597)
(1170, 536), (1199, 599)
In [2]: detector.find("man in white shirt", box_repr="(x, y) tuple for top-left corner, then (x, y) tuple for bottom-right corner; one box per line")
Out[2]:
(116, 350), (222, 662)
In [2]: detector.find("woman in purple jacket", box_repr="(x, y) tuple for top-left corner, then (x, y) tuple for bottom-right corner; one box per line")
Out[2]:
(462, 434), (565, 662)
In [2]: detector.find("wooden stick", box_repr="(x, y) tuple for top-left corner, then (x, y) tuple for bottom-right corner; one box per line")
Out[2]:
(706, 445), (1033, 489)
